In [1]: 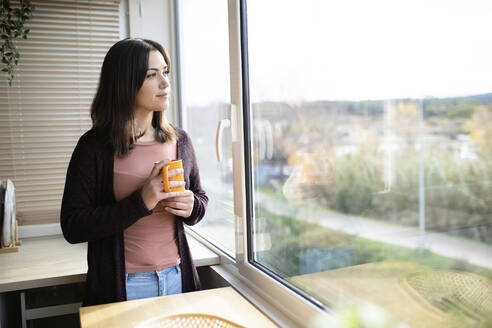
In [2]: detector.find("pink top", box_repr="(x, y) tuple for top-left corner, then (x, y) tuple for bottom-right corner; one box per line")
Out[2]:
(114, 140), (180, 273)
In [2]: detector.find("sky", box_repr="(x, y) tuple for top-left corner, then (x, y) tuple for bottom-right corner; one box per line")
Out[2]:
(181, 0), (492, 105)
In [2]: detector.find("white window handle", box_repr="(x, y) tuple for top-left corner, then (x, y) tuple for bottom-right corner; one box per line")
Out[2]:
(216, 118), (231, 163)
(216, 104), (237, 163)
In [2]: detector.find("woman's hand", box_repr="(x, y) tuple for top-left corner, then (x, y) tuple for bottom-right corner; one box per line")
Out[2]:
(161, 190), (194, 218)
(141, 160), (186, 211)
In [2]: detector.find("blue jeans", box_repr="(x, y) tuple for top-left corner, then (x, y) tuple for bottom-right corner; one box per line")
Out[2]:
(125, 265), (182, 301)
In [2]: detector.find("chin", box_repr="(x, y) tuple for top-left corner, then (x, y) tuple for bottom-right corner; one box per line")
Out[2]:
(154, 104), (169, 112)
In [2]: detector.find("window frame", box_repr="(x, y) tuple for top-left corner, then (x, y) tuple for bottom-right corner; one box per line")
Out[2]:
(176, 0), (332, 325)
(174, 0), (239, 260)
(229, 0), (331, 324)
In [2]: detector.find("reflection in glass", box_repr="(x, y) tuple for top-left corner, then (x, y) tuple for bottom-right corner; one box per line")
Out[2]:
(180, 0), (235, 255)
(247, 1), (492, 326)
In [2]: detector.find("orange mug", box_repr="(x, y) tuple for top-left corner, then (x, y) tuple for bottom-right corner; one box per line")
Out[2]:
(162, 159), (185, 192)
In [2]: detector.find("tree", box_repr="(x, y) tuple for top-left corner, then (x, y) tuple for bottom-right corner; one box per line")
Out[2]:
(464, 106), (492, 156)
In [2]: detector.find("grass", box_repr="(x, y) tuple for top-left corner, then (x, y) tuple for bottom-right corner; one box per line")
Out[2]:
(256, 207), (492, 280)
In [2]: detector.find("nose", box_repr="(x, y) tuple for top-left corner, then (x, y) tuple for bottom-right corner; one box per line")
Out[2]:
(158, 72), (169, 88)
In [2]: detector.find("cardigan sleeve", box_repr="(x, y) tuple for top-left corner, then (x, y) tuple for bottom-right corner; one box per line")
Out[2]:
(178, 129), (208, 226)
(60, 132), (152, 244)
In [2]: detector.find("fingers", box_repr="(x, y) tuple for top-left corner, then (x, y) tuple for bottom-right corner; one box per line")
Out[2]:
(161, 192), (193, 204)
(164, 207), (189, 217)
(149, 160), (168, 178)
(158, 190), (192, 199)
(166, 190), (193, 198)
(160, 190), (193, 217)
(163, 198), (193, 216)
(166, 167), (183, 178)
(162, 201), (189, 209)
(168, 180), (185, 189)
(143, 160), (181, 210)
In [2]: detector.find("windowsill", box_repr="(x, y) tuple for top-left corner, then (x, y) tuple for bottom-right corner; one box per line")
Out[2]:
(18, 223), (63, 239)
(0, 230), (220, 293)
(209, 264), (300, 327)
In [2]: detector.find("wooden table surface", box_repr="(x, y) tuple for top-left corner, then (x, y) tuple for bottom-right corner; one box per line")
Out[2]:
(0, 234), (220, 293)
(79, 287), (278, 328)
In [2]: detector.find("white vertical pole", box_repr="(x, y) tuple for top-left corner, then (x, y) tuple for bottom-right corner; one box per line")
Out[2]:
(383, 100), (394, 192)
(418, 98), (426, 254)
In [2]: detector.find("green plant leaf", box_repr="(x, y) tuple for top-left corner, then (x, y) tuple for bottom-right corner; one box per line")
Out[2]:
(1, 0), (33, 86)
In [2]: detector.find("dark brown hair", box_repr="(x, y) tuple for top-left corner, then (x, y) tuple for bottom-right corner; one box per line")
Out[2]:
(91, 38), (177, 156)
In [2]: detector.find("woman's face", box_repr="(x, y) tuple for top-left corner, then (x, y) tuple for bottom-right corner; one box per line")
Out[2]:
(134, 50), (170, 115)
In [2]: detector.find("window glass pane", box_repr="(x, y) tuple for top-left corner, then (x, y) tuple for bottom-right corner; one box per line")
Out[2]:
(247, 1), (492, 326)
(180, 0), (235, 256)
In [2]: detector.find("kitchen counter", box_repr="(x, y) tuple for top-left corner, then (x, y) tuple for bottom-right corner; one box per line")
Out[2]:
(0, 234), (220, 293)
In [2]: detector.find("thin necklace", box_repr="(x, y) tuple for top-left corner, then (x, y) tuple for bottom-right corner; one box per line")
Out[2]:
(135, 129), (146, 139)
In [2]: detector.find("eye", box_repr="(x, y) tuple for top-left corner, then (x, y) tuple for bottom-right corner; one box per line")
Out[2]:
(146, 72), (157, 78)
(163, 69), (170, 75)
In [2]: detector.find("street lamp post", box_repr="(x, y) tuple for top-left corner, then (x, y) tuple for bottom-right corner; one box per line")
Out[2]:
(418, 98), (426, 254)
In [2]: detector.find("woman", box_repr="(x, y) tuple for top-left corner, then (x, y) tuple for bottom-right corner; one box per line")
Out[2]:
(60, 38), (207, 306)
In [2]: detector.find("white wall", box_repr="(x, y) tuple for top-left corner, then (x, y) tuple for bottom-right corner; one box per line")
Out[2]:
(119, 0), (129, 40)
(127, 0), (178, 124)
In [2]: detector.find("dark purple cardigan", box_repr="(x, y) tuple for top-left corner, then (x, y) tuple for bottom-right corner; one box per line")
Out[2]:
(60, 128), (207, 306)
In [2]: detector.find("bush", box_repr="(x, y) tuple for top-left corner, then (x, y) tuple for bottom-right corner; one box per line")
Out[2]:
(314, 149), (492, 243)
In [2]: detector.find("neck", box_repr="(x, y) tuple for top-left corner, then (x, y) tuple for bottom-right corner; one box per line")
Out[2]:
(134, 111), (154, 141)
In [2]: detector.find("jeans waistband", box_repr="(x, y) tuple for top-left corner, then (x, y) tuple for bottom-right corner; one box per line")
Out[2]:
(126, 265), (180, 278)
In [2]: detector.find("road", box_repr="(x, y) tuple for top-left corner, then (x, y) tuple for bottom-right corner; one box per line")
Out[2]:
(256, 192), (492, 270)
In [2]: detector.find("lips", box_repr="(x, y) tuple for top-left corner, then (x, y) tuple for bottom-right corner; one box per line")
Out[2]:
(156, 93), (168, 98)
